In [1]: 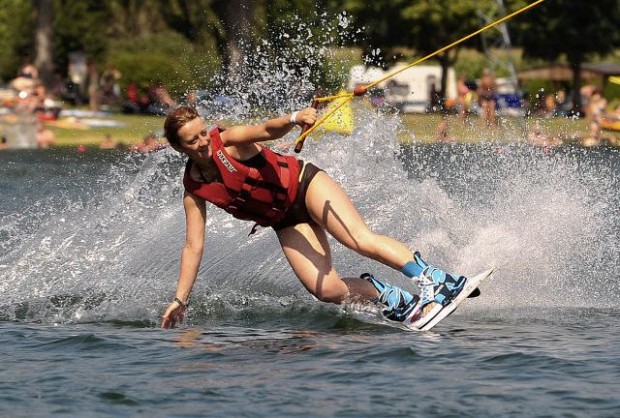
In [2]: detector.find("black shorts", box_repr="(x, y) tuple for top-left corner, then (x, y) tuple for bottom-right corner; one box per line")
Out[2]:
(272, 161), (323, 230)
(479, 92), (495, 102)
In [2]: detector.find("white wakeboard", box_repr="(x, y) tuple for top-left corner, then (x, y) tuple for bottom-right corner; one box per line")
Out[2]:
(404, 268), (494, 331)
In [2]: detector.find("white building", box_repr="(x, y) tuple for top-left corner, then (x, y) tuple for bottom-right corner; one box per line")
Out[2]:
(348, 64), (457, 113)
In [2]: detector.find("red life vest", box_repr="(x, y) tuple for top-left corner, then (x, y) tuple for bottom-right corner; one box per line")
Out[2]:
(183, 127), (301, 227)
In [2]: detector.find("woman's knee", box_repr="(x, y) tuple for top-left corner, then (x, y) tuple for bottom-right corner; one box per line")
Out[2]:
(315, 292), (344, 304)
(346, 229), (381, 257)
(311, 280), (349, 304)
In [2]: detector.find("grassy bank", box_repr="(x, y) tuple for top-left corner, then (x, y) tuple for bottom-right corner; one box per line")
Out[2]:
(47, 110), (614, 148)
(47, 113), (165, 147)
(399, 113), (593, 144)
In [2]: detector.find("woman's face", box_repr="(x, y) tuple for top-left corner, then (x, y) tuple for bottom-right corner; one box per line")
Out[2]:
(176, 117), (211, 161)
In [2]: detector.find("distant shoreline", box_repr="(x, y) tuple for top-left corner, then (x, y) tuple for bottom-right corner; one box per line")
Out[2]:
(5, 110), (617, 149)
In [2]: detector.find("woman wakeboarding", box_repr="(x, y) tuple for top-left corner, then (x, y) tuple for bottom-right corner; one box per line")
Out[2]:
(161, 105), (468, 329)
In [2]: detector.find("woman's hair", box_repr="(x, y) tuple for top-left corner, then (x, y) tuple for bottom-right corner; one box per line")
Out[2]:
(163, 106), (200, 147)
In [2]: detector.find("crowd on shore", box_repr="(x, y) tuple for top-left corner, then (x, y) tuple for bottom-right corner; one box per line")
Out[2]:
(431, 69), (619, 148)
(1, 59), (618, 151)
(0, 56), (174, 151)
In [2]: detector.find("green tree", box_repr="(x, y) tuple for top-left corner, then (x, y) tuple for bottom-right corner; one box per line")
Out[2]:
(157, 0), (220, 45)
(336, 0), (496, 99)
(53, 0), (111, 73)
(261, 0), (352, 91)
(107, 31), (221, 97)
(515, 0), (620, 114)
(106, 0), (169, 38)
(0, 0), (33, 82)
(34, 0), (54, 87)
(402, 0), (493, 99)
(103, 0), (222, 97)
(335, 0), (410, 66)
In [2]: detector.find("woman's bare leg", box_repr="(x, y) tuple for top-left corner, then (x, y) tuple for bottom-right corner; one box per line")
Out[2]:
(276, 222), (379, 304)
(304, 171), (413, 270)
(277, 171), (465, 316)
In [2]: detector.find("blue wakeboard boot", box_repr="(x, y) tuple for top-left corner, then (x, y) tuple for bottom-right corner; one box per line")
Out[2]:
(361, 273), (427, 322)
(407, 251), (468, 306)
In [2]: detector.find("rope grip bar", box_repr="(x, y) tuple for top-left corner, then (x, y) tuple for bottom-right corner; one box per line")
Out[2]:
(294, 99), (320, 154)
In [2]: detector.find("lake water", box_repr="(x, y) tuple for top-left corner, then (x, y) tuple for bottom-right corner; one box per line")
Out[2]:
(1, 110), (620, 417)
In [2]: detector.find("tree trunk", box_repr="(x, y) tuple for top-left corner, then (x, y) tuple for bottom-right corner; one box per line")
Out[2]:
(438, 53), (450, 101)
(221, 0), (252, 84)
(439, 51), (458, 111)
(570, 61), (583, 116)
(34, 0), (54, 89)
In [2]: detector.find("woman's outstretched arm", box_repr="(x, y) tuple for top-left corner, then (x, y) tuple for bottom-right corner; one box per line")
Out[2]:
(161, 191), (207, 328)
(221, 107), (317, 146)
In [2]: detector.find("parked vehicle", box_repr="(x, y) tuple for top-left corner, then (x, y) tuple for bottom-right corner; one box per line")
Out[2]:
(348, 64), (457, 113)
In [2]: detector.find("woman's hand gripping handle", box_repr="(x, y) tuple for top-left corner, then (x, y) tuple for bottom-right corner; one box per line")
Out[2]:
(294, 100), (319, 153)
